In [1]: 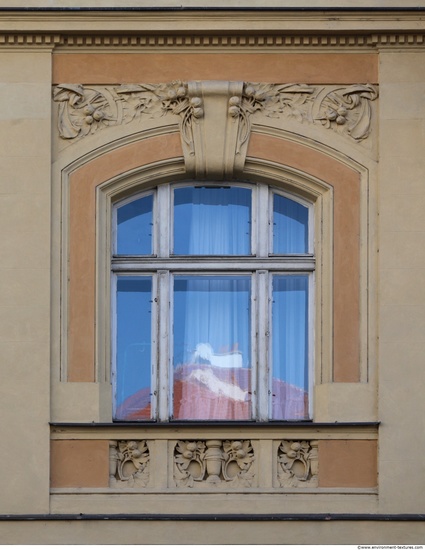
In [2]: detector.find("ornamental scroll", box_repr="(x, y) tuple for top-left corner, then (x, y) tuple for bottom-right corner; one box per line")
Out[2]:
(53, 81), (378, 145)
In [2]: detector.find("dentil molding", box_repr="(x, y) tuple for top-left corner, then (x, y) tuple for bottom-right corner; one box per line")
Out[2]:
(2, 33), (425, 49)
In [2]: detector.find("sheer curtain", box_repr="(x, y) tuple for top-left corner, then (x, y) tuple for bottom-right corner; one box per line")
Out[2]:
(173, 186), (251, 255)
(272, 275), (309, 420)
(114, 276), (152, 421)
(273, 194), (308, 254)
(116, 193), (153, 255)
(173, 276), (251, 420)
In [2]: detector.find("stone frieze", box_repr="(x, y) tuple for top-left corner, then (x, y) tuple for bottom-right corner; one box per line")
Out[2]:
(53, 81), (378, 145)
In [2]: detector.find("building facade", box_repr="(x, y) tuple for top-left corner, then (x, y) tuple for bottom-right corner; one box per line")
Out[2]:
(0, 0), (424, 543)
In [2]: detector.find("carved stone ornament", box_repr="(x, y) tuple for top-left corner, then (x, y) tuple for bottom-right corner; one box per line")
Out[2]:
(53, 81), (378, 145)
(277, 440), (319, 488)
(174, 439), (255, 488)
(53, 81), (202, 147)
(236, 82), (378, 143)
(109, 440), (150, 488)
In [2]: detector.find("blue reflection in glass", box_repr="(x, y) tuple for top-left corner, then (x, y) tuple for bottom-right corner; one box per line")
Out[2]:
(273, 194), (308, 254)
(272, 275), (309, 420)
(173, 186), (251, 255)
(116, 194), (153, 255)
(115, 276), (152, 421)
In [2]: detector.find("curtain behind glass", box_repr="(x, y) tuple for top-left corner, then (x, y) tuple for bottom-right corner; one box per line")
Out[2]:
(114, 276), (152, 421)
(173, 186), (251, 255)
(116, 194), (153, 255)
(272, 275), (309, 420)
(273, 194), (308, 254)
(173, 276), (251, 420)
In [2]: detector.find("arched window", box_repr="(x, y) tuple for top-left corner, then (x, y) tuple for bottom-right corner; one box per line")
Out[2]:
(111, 182), (314, 422)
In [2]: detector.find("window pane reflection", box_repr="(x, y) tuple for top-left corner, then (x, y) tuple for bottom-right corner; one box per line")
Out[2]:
(272, 275), (309, 420)
(173, 186), (251, 255)
(116, 194), (153, 255)
(114, 276), (152, 421)
(273, 194), (308, 254)
(173, 276), (251, 420)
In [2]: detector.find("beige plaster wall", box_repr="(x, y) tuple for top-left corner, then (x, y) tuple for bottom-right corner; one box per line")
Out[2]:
(0, 51), (51, 514)
(0, 518), (423, 545)
(378, 51), (425, 513)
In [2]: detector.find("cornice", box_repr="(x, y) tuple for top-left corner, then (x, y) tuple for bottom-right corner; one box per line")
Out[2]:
(2, 11), (425, 34)
(2, 32), (425, 50)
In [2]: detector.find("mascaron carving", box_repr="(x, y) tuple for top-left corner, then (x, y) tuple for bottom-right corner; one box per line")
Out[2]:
(277, 440), (319, 488)
(109, 440), (150, 488)
(174, 439), (255, 488)
(54, 81), (378, 144)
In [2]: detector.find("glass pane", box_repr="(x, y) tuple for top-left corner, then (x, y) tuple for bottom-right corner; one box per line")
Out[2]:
(114, 276), (152, 421)
(271, 275), (309, 420)
(273, 194), (308, 254)
(116, 194), (153, 255)
(173, 186), (251, 255)
(173, 276), (251, 420)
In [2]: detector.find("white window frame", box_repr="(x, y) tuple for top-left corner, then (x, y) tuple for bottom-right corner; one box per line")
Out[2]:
(111, 181), (315, 422)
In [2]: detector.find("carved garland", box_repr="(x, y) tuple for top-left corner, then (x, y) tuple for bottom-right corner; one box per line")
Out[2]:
(174, 439), (255, 488)
(53, 81), (378, 145)
(109, 440), (150, 488)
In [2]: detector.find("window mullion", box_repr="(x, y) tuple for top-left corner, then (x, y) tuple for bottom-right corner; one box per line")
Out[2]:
(257, 183), (269, 257)
(257, 270), (270, 421)
(157, 269), (170, 421)
(157, 183), (170, 258)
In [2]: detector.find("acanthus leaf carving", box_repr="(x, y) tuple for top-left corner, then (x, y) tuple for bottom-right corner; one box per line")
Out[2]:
(109, 440), (150, 488)
(277, 439), (318, 488)
(174, 439), (255, 488)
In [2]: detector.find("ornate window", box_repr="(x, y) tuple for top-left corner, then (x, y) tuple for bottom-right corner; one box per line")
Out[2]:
(111, 182), (314, 422)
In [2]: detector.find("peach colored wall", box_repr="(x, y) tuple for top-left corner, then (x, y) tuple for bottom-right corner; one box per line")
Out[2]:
(68, 134), (361, 384)
(68, 133), (182, 382)
(247, 134), (361, 382)
(51, 440), (110, 488)
(318, 440), (377, 488)
(53, 52), (378, 85)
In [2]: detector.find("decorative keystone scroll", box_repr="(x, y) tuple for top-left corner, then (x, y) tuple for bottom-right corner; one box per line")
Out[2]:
(174, 439), (255, 488)
(109, 440), (150, 488)
(277, 440), (319, 488)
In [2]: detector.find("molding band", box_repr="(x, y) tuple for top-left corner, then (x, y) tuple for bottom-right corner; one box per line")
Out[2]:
(0, 513), (423, 521)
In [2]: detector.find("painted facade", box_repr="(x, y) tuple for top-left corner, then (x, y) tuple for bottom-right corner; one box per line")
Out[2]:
(0, 1), (424, 544)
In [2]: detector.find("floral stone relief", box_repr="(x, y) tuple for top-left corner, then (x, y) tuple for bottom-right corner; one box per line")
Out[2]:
(109, 440), (150, 488)
(277, 439), (319, 488)
(53, 81), (378, 146)
(174, 439), (255, 488)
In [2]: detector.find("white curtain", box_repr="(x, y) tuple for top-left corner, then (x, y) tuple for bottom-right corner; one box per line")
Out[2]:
(173, 276), (251, 420)
(273, 194), (308, 254)
(272, 275), (309, 420)
(173, 186), (251, 255)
